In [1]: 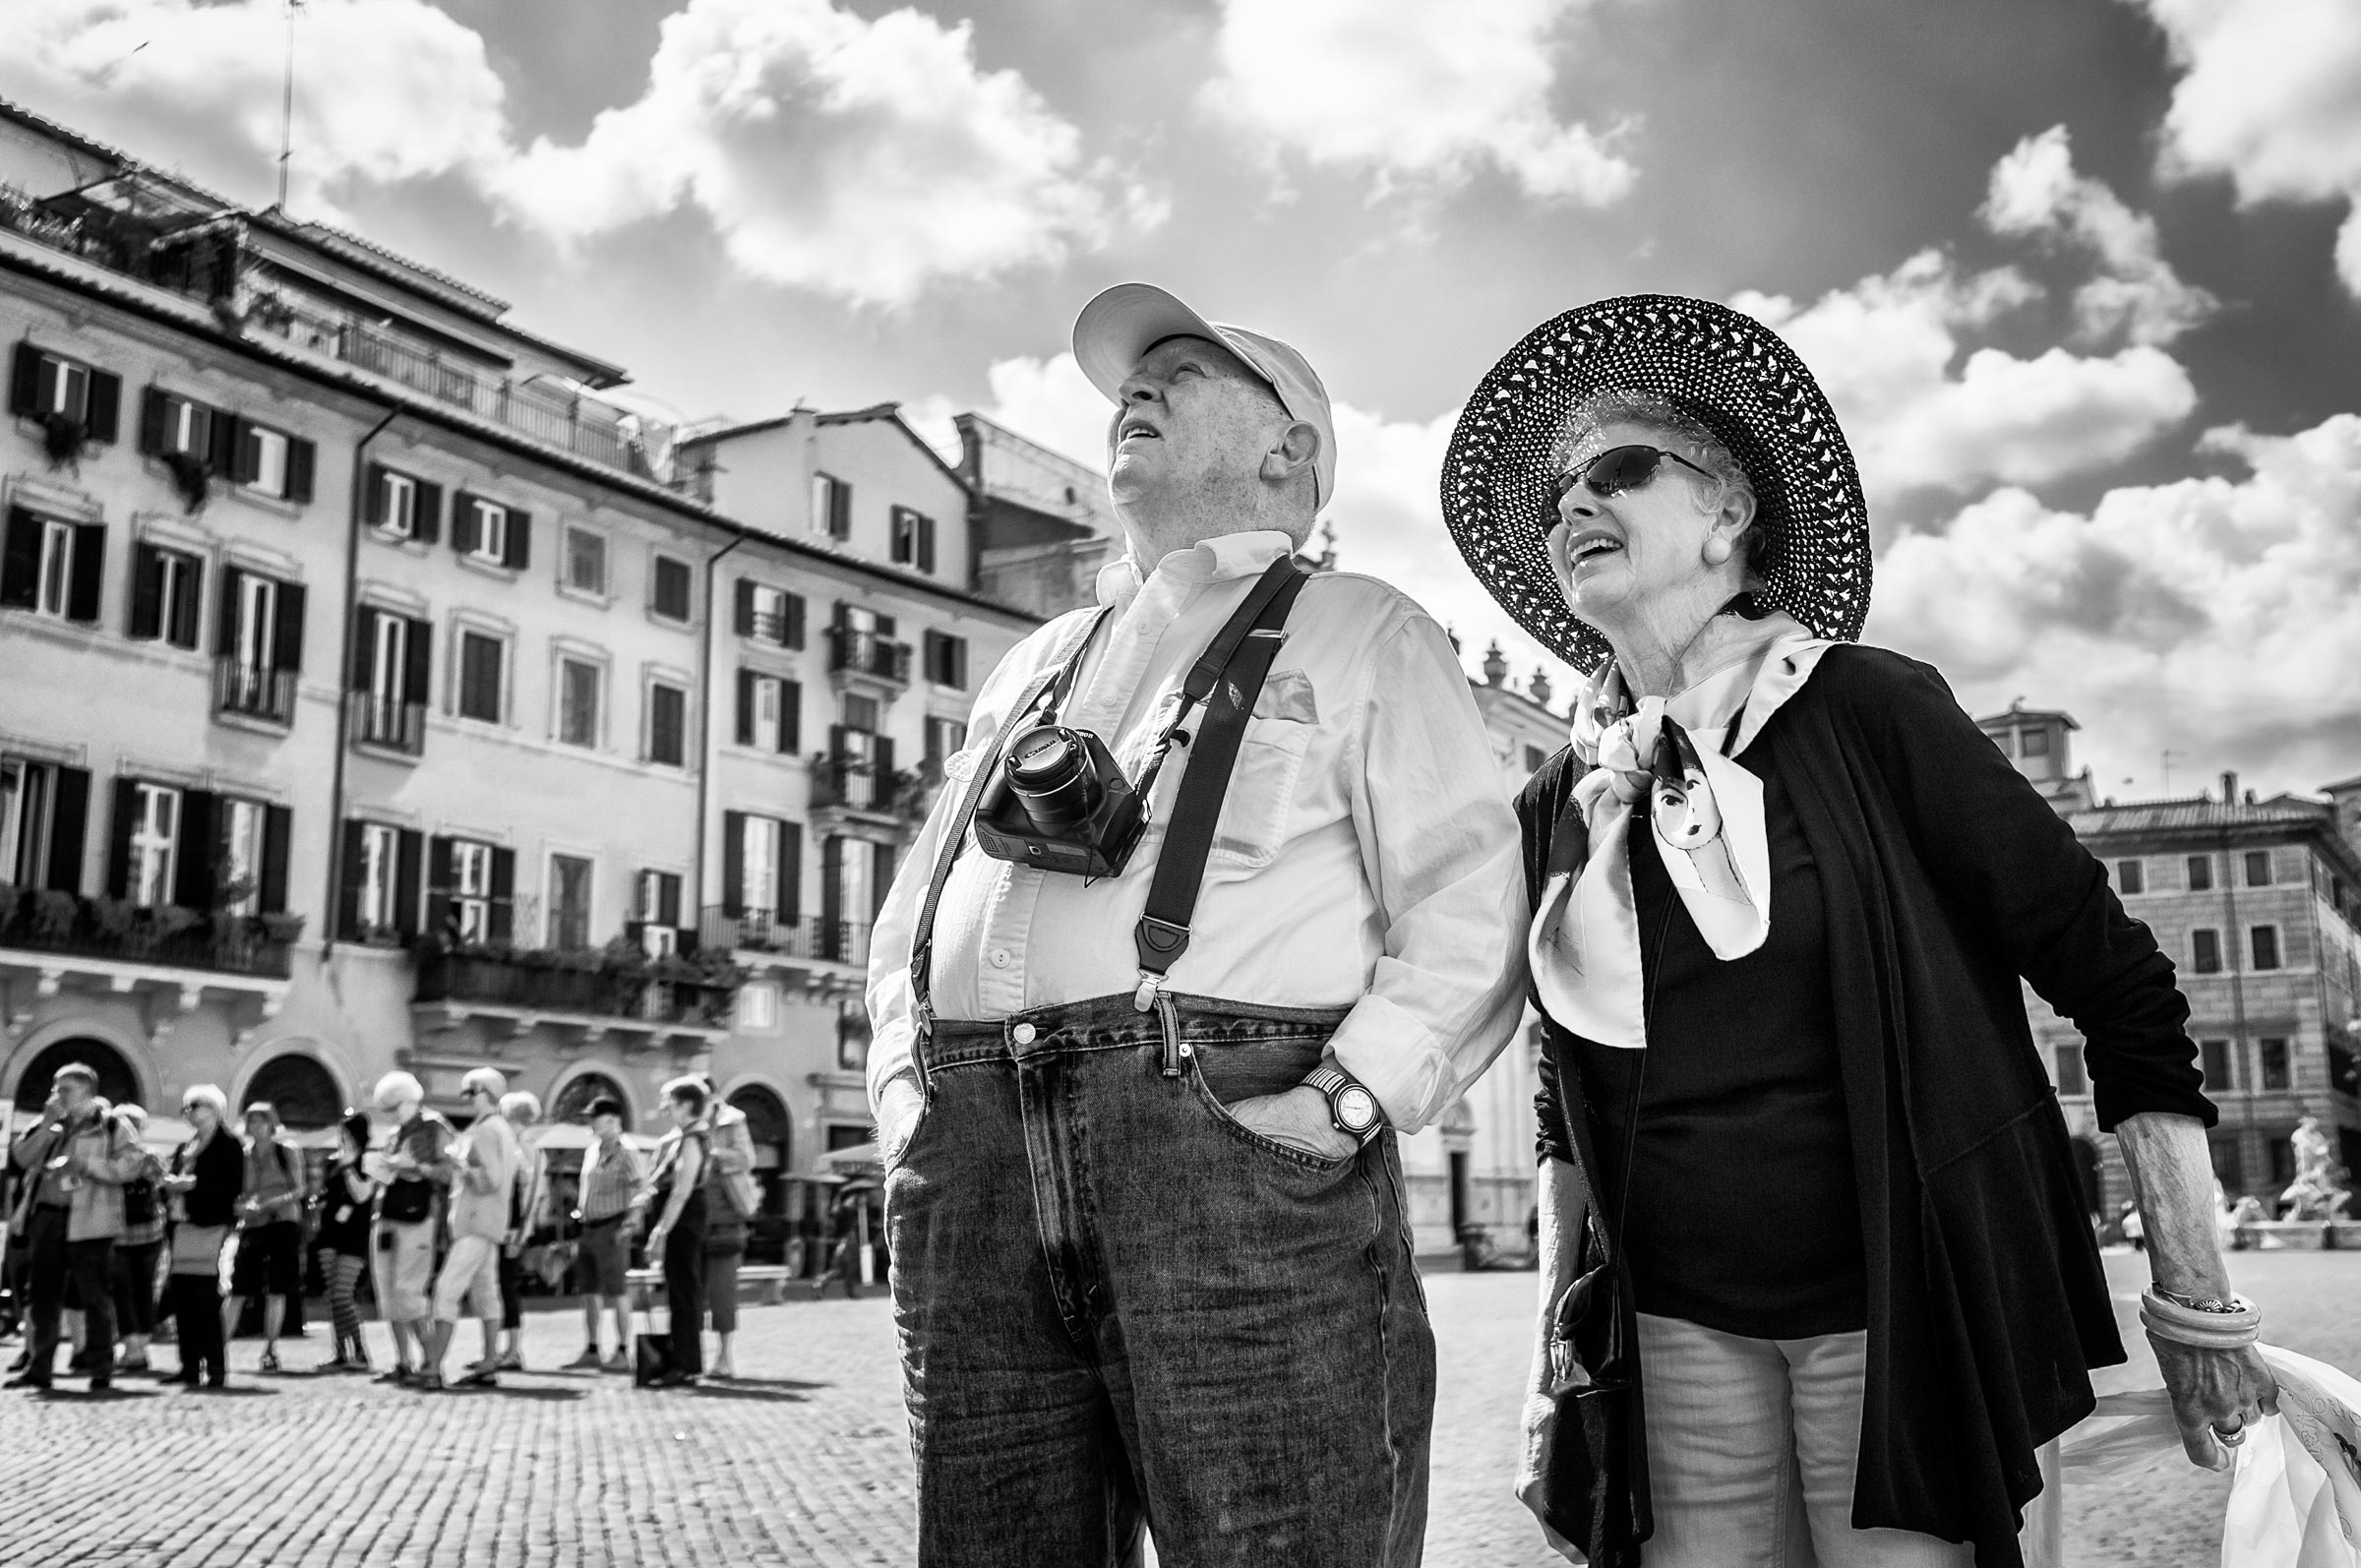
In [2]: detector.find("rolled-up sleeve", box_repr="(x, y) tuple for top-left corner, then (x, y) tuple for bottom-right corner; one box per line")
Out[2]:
(1331, 614), (1532, 1133)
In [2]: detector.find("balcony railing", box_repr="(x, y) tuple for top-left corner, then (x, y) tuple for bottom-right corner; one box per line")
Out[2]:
(214, 659), (297, 725)
(348, 692), (426, 754)
(827, 629), (913, 685)
(0, 890), (296, 980)
(413, 944), (738, 1029)
(747, 609), (797, 647)
(811, 756), (918, 817)
(696, 907), (872, 967)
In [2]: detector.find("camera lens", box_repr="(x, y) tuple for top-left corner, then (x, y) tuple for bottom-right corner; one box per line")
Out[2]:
(1005, 726), (1102, 835)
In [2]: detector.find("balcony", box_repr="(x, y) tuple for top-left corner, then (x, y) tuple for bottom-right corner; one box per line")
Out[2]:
(747, 609), (797, 646)
(348, 692), (426, 755)
(827, 628), (913, 691)
(0, 889), (298, 1043)
(810, 756), (923, 822)
(214, 659), (297, 726)
(696, 907), (872, 970)
(411, 940), (743, 1044)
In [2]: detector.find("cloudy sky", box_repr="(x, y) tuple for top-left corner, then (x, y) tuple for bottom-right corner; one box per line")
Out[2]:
(10, 0), (2361, 800)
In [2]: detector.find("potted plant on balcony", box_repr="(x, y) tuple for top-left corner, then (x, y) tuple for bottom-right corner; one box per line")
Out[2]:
(259, 912), (306, 944)
(31, 889), (78, 942)
(151, 903), (205, 955)
(34, 410), (88, 471)
(162, 449), (212, 513)
(90, 893), (138, 947)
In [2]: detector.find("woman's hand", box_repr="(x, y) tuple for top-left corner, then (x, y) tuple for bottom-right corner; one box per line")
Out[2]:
(1514, 1389), (1584, 1561)
(2150, 1337), (2278, 1470)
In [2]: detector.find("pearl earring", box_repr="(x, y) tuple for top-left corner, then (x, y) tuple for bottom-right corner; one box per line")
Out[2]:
(1703, 536), (1732, 566)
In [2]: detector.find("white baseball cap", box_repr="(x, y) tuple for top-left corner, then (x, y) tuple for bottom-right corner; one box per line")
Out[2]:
(1071, 282), (1337, 510)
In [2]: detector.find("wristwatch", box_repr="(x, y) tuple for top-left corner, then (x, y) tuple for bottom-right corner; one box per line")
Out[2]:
(1304, 1064), (1384, 1143)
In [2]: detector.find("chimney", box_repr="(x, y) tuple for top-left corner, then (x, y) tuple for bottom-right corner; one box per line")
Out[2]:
(2220, 770), (2239, 804)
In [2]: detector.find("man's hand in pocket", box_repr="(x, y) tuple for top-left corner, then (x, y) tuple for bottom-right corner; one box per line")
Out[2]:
(1226, 1086), (1359, 1161)
(878, 1074), (927, 1166)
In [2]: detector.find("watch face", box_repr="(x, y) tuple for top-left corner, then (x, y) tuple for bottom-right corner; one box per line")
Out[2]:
(1336, 1086), (1379, 1134)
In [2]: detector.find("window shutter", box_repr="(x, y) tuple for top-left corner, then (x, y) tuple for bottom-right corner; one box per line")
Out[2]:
(129, 544), (163, 640)
(414, 480), (442, 545)
(722, 812), (746, 917)
(876, 612), (896, 638)
(778, 821), (803, 924)
(1, 508), (38, 607)
(953, 638), (968, 691)
(918, 513), (937, 574)
(394, 829), (423, 940)
(217, 567), (245, 656)
(872, 842), (896, 921)
(6, 343), (37, 415)
(828, 480), (851, 539)
(272, 581), (306, 673)
(735, 669), (757, 747)
(173, 790), (218, 910)
(285, 438), (316, 505)
(488, 847), (515, 943)
(656, 873), (681, 930)
(402, 616), (431, 706)
(171, 556), (204, 649)
(452, 492), (480, 556)
(820, 835), (843, 929)
(348, 606), (377, 691)
(426, 835), (455, 938)
(66, 523), (104, 624)
(734, 577), (756, 637)
(106, 778), (139, 898)
(364, 465), (388, 527)
(505, 510), (531, 571)
(210, 410), (242, 478)
(87, 371), (121, 445)
(46, 766), (89, 894)
(261, 805), (291, 915)
(235, 423), (263, 487)
(780, 680), (801, 754)
(137, 388), (167, 455)
(875, 735), (896, 784)
(336, 820), (366, 939)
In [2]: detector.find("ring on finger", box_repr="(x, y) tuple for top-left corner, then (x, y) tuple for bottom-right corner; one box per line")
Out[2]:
(2213, 1418), (2249, 1447)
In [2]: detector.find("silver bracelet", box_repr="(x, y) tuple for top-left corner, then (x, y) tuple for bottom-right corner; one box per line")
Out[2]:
(2139, 1288), (2261, 1350)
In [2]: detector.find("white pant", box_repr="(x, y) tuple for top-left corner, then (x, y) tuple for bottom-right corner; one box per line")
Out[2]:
(1636, 1313), (2059, 1567)
(431, 1233), (503, 1323)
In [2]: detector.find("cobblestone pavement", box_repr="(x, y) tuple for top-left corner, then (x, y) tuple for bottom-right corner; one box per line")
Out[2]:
(4, 1251), (2355, 1566)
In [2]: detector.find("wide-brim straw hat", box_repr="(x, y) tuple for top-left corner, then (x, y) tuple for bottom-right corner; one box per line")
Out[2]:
(1440, 294), (1872, 673)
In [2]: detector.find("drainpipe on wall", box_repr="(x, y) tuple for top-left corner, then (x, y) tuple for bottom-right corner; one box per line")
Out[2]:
(694, 533), (749, 944)
(321, 405), (400, 958)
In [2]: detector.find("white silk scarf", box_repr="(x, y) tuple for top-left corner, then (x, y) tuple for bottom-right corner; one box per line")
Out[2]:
(1528, 615), (1836, 1050)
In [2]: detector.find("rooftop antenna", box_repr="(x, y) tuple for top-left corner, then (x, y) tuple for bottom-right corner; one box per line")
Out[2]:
(2160, 749), (2183, 798)
(275, 0), (304, 211)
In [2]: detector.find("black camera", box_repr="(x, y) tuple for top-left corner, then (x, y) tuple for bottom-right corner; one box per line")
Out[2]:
(972, 723), (1150, 878)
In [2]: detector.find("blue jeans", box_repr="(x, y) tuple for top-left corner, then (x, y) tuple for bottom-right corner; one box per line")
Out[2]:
(886, 992), (1435, 1568)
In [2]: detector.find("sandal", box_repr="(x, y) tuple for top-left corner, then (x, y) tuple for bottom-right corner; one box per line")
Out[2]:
(259, 1348), (281, 1373)
(453, 1367), (499, 1389)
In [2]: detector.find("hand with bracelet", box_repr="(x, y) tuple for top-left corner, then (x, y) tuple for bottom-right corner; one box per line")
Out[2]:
(2118, 1111), (2279, 1467)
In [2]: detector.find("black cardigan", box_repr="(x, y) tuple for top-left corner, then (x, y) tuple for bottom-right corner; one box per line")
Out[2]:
(1519, 644), (2214, 1567)
(174, 1128), (246, 1230)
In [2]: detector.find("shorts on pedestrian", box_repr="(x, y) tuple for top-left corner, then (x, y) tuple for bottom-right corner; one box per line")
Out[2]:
(576, 1216), (631, 1297)
(432, 1233), (503, 1322)
(229, 1219), (304, 1297)
(375, 1219), (436, 1322)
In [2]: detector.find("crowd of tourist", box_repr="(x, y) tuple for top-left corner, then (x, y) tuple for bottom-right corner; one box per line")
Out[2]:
(0, 1059), (828, 1392)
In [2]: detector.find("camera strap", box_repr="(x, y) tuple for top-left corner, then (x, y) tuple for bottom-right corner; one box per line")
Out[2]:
(1131, 557), (1309, 1008)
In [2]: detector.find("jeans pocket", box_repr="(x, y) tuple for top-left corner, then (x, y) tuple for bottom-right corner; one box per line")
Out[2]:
(1186, 1046), (1355, 1174)
(878, 1071), (937, 1175)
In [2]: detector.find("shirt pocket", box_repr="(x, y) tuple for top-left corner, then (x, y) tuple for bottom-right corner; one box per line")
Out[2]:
(1210, 667), (1318, 869)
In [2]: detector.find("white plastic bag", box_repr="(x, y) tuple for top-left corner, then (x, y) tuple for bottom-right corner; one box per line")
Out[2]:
(2060, 1345), (2361, 1567)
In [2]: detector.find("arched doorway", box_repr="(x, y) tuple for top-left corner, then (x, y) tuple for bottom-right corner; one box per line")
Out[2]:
(243, 1054), (344, 1130)
(552, 1072), (631, 1124)
(11, 1038), (141, 1115)
(729, 1086), (793, 1265)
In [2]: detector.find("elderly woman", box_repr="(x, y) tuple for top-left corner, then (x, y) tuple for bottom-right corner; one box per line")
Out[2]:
(107, 1104), (167, 1375)
(494, 1090), (545, 1372)
(161, 1085), (243, 1389)
(225, 1100), (306, 1373)
(1440, 296), (2275, 1567)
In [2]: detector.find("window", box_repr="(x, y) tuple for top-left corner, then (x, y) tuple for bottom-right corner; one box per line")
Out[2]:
(924, 715), (967, 768)
(890, 506), (938, 573)
(457, 631), (505, 723)
(841, 692), (880, 734)
(452, 493), (530, 570)
(138, 388), (214, 459)
(2200, 1039), (2233, 1090)
(2, 508), (104, 624)
(735, 579), (806, 648)
(735, 982), (778, 1031)
(722, 811), (803, 928)
(2245, 850), (2272, 888)
(2053, 1045), (2088, 1096)
(2258, 1037), (2290, 1091)
(634, 869), (683, 955)
(563, 526), (608, 595)
(366, 466), (441, 542)
(242, 425), (289, 497)
(735, 670), (800, 755)
(127, 782), (179, 908)
(428, 837), (510, 944)
(651, 555), (692, 621)
(813, 472), (850, 539)
(1, 758), (88, 891)
(558, 658), (602, 747)
(2019, 728), (2050, 757)
(922, 630), (969, 690)
(354, 821), (403, 936)
(2191, 929), (2222, 974)
(128, 544), (204, 648)
(549, 854), (594, 949)
(351, 607), (430, 753)
(454, 840), (496, 939)
(2250, 926), (2281, 971)
(648, 681), (687, 766)
(2115, 859), (2145, 895)
(8, 344), (120, 441)
(2187, 854), (2213, 892)
(217, 797), (267, 916)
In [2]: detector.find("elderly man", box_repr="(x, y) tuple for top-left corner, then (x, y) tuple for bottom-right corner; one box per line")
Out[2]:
(424, 1066), (520, 1390)
(867, 284), (1528, 1566)
(6, 1063), (145, 1392)
(567, 1097), (642, 1372)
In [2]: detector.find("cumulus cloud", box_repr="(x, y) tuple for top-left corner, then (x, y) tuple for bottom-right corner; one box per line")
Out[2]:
(1202, 0), (1634, 206)
(487, 0), (1152, 307)
(1871, 413), (2361, 792)
(2131, 0), (2361, 297)
(1980, 124), (2218, 346)
(1735, 250), (2197, 506)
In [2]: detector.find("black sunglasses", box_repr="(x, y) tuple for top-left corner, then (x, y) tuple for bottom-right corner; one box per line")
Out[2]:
(1551, 445), (1716, 504)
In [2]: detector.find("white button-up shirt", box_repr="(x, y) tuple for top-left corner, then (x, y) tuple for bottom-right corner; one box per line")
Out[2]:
(864, 531), (1529, 1133)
